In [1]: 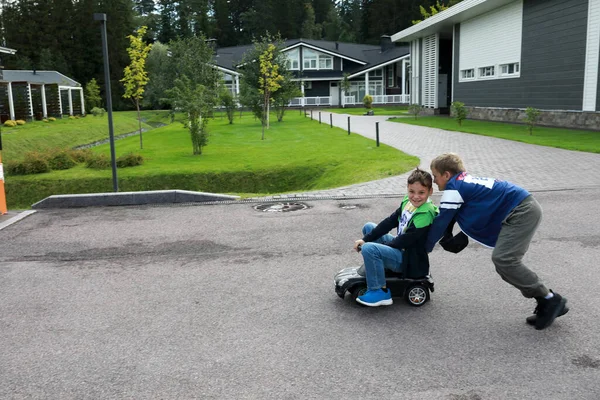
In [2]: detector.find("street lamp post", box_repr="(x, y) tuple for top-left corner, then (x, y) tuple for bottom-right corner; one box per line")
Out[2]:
(93, 13), (118, 192)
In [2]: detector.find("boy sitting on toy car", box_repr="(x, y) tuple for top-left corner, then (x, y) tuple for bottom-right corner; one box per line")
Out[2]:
(353, 168), (438, 307)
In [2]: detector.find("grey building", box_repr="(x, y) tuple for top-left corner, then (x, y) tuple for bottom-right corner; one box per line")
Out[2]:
(213, 37), (411, 107)
(392, 0), (600, 129)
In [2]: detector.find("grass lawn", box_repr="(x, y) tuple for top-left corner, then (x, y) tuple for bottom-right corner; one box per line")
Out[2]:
(5, 111), (418, 208)
(1, 110), (171, 162)
(327, 105), (408, 116)
(390, 116), (600, 153)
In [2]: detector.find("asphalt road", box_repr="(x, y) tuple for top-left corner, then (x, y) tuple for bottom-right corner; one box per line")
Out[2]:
(1, 189), (599, 399)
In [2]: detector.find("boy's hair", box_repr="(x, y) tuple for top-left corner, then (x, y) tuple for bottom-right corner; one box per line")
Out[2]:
(407, 168), (433, 189)
(430, 153), (466, 176)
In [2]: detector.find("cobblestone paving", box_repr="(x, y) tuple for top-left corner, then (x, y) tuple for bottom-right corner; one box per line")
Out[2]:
(255, 111), (600, 200)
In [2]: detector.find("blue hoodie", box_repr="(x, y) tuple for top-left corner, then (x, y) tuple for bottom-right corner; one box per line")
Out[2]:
(426, 172), (530, 250)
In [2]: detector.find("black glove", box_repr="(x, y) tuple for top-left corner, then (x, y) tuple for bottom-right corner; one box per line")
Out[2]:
(439, 219), (469, 254)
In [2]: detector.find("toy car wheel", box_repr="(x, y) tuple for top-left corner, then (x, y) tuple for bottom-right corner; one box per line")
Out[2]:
(406, 284), (429, 307)
(350, 285), (367, 301)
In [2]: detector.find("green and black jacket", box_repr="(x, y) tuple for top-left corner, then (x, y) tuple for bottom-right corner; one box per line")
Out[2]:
(362, 195), (438, 278)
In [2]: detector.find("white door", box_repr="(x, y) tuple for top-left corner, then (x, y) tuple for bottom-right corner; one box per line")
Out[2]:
(330, 82), (339, 106)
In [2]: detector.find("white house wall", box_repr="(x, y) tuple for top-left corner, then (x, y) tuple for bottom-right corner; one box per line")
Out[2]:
(459, 0), (522, 81)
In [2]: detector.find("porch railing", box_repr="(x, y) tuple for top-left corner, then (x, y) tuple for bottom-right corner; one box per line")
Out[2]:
(289, 96), (332, 107)
(343, 94), (410, 105)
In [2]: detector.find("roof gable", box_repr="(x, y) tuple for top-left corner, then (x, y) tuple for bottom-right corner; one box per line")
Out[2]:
(213, 39), (409, 73)
(1, 70), (80, 86)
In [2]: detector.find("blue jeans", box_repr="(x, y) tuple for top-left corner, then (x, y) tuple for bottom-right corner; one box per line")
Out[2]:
(361, 222), (404, 290)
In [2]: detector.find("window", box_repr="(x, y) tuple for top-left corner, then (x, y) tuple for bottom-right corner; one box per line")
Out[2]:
(319, 57), (332, 69)
(369, 69), (382, 78)
(479, 66), (495, 78)
(371, 81), (383, 96)
(285, 48), (300, 70)
(461, 69), (475, 79)
(303, 48), (333, 70)
(387, 66), (394, 87)
(303, 81), (312, 90)
(500, 62), (519, 76)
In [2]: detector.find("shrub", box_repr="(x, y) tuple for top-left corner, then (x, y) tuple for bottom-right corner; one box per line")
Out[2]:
(451, 101), (468, 126)
(15, 120), (26, 125)
(43, 119), (49, 123)
(23, 152), (50, 174)
(4, 120), (16, 127)
(525, 107), (541, 136)
(408, 104), (423, 120)
(116, 153), (144, 168)
(48, 150), (77, 170)
(363, 94), (373, 109)
(68, 115), (77, 120)
(90, 107), (106, 117)
(48, 117), (56, 122)
(85, 153), (110, 169)
(219, 90), (236, 124)
(4, 161), (28, 176)
(68, 148), (93, 163)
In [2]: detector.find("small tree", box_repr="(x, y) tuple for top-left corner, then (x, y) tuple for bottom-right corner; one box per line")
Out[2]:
(451, 101), (468, 126)
(220, 88), (236, 124)
(273, 79), (302, 122)
(121, 26), (152, 149)
(408, 103), (423, 120)
(239, 34), (289, 139)
(165, 76), (218, 155)
(239, 83), (264, 123)
(525, 107), (541, 135)
(340, 73), (351, 107)
(258, 43), (284, 139)
(85, 78), (102, 111)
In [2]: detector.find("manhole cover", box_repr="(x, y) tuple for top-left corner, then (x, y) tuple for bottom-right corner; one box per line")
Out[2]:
(254, 202), (309, 212)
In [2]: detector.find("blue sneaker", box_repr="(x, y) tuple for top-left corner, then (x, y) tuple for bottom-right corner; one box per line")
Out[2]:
(356, 289), (393, 307)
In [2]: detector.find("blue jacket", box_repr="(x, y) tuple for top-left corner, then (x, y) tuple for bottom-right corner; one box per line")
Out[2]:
(426, 172), (530, 250)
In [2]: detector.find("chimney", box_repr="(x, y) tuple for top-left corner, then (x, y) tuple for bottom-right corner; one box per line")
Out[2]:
(206, 38), (218, 53)
(380, 35), (394, 52)
(335, 42), (339, 51)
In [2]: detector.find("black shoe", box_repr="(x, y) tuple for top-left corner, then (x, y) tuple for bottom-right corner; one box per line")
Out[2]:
(530, 292), (568, 330)
(526, 304), (569, 326)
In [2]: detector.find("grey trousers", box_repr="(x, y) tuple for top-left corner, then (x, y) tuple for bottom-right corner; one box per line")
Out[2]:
(491, 195), (550, 299)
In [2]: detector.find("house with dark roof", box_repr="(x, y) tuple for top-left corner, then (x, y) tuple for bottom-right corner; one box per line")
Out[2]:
(0, 70), (85, 122)
(392, 0), (600, 129)
(213, 37), (411, 107)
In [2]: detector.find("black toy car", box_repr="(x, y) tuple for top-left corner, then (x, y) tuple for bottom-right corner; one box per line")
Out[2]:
(334, 265), (434, 306)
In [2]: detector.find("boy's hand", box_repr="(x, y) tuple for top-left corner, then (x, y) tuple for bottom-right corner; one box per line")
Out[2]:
(354, 240), (365, 252)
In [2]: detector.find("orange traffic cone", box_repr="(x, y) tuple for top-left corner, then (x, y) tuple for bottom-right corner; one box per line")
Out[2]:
(0, 153), (7, 215)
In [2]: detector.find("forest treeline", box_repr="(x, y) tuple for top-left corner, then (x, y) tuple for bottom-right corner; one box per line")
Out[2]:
(0, 0), (455, 110)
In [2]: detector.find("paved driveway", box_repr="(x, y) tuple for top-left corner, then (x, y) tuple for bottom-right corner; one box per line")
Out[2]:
(1, 191), (599, 399)
(281, 112), (600, 198)
(1, 116), (600, 398)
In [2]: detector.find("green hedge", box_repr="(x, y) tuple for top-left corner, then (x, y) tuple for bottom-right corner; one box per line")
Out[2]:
(5, 166), (325, 208)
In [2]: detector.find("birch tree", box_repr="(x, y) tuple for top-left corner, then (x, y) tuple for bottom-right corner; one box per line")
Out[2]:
(258, 43), (284, 139)
(121, 26), (152, 149)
